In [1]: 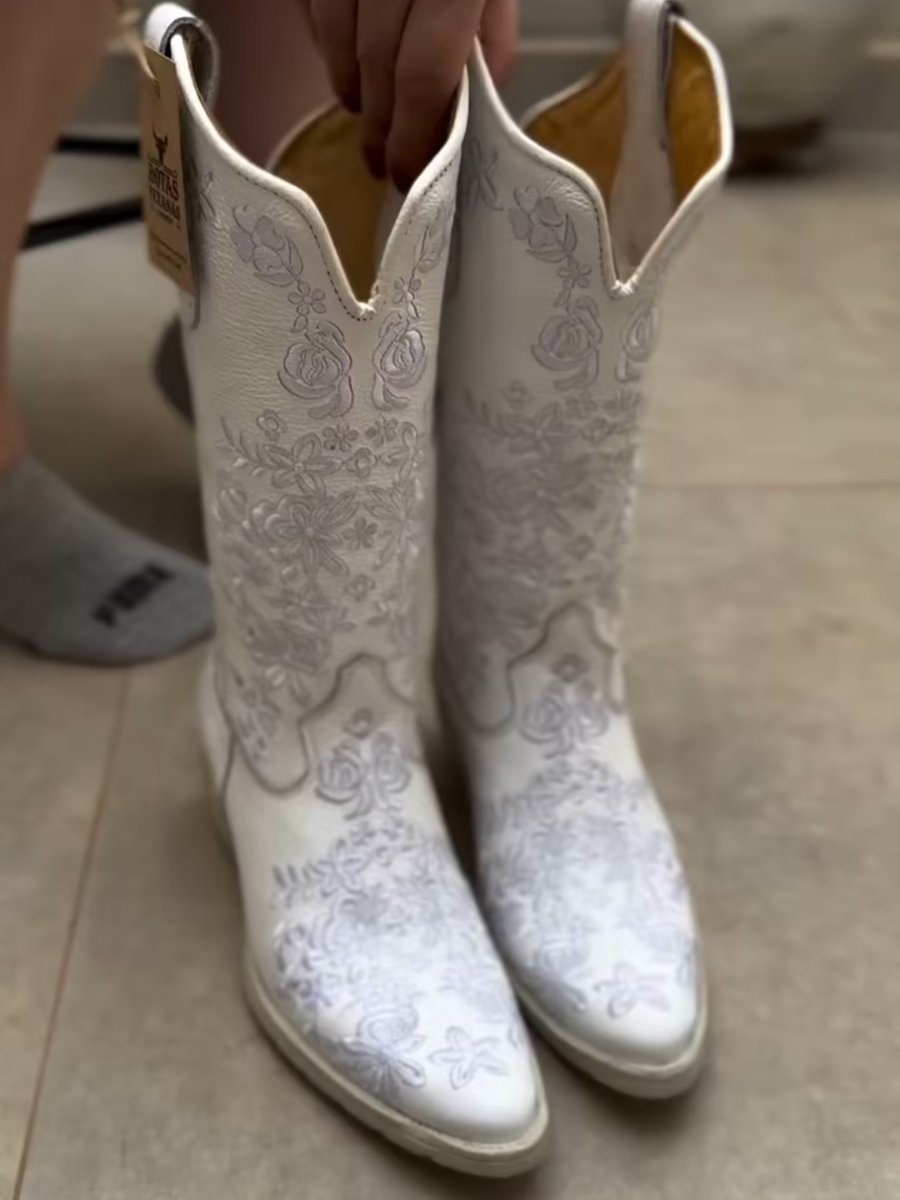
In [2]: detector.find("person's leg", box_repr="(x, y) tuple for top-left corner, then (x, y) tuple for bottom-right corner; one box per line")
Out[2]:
(0, 0), (112, 472)
(201, 0), (334, 166)
(0, 0), (212, 664)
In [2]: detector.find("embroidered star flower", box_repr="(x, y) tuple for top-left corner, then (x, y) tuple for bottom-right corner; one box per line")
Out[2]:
(428, 1027), (509, 1090)
(596, 963), (671, 1019)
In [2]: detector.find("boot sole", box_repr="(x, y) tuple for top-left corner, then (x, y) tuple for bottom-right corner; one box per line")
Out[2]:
(514, 978), (709, 1099)
(209, 776), (550, 1176)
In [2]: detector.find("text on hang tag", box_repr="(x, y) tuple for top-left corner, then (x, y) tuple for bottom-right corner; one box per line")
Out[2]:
(140, 45), (195, 295)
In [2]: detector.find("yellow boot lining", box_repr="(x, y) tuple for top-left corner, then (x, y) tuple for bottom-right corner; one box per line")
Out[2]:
(524, 26), (722, 213)
(273, 26), (720, 301)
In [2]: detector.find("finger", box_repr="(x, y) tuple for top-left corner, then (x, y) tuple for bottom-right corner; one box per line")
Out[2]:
(480, 0), (518, 85)
(357, 0), (414, 179)
(308, 0), (361, 111)
(388, 0), (481, 192)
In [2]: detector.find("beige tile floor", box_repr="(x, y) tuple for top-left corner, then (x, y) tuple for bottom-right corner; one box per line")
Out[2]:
(4, 139), (900, 1199)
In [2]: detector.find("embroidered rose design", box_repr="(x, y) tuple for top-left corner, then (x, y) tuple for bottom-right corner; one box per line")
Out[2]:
(520, 676), (609, 758)
(616, 300), (660, 383)
(316, 723), (412, 817)
(279, 321), (355, 419)
(507, 185), (605, 392)
(369, 204), (451, 410)
(534, 294), (602, 391)
(231, 209), (358, 417)
(373, 312), (427, 411)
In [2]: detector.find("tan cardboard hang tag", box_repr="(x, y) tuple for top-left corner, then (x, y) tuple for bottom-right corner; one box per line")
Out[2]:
(140, 45), (195, 294)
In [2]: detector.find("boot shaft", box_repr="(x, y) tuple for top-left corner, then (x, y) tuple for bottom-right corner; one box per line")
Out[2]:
(437, 2), (731, 728)
(146, 7), (466, 790)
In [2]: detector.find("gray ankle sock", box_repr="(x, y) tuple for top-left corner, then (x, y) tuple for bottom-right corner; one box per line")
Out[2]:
(0, 457), (212, 665)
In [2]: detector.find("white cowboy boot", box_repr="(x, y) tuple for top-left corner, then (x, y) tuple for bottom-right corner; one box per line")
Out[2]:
(144, 4), (547, 1173)
(437, 0), (732, 1097)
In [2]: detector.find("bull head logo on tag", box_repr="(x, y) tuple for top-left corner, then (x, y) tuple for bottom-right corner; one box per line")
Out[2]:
(153, 128), (169, 166)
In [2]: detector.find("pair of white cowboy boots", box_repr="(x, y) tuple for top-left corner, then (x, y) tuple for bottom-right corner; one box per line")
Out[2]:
(146, 0), (731, 1175)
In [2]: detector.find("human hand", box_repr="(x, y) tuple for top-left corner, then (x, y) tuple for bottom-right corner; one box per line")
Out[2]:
(299, 0), (517, 190)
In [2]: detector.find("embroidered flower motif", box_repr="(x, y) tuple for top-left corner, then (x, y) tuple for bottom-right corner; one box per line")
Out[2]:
(557, 258), (591, 290)
(290, 278), (327, 321)
(365, 479), (422, 567)
(344, 574), (375, 602)
(416, 199), (454, 272)
(344, 516), (378, 550)
(533, 295), (603, 390)
(266, 435), (341, 493)
(366, 418), (399, 447)
(596, 963), (671, 1019)
(231, 208), (304, 286)
(245, 611), (328, 684)
(339, 1009), (427, 1101)
(373, 312), (427, 410)
(460, 138), (503, 212)
(617, 300), (661, 383)
(509, 187), (576, 265)
(257, 409), (287, 442)
(392, 276), (421, 308)
(381, 421), (424, 480)
(316, 721), (412, 817)
(279, 321), (355, 419)
(249, 491), (358, 576)
(346, 447), (377, 479)
(186, 157), (216, 232)
(519, 679), (608, 758)
(369, 204), (450, 411)
(321, 422), (358, 453)
(429, 1027), (509, 1089)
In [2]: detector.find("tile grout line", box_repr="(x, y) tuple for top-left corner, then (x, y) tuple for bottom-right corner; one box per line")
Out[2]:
(641, 479), (900, 492)
(12, 670), (132, 1200)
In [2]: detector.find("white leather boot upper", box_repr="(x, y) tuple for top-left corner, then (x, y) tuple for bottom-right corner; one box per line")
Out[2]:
(437, 0), (732, 1091)
(145, 4), (546, 1170)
